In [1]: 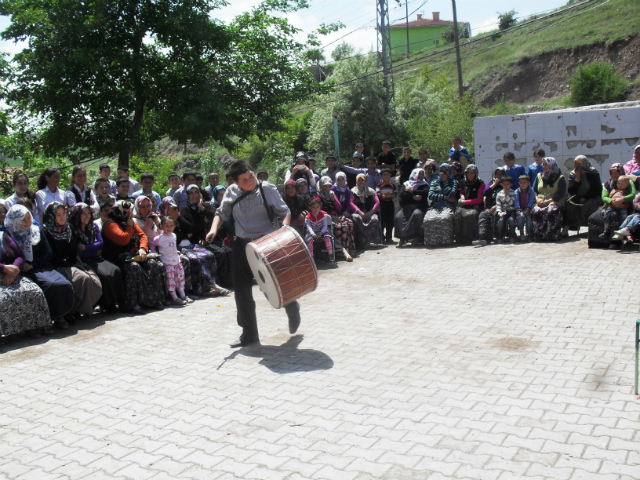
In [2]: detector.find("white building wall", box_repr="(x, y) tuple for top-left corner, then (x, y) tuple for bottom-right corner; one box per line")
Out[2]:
(474, 102), (640, 184)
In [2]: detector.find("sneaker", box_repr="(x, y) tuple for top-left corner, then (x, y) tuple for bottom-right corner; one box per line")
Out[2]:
(614, 227), (631, 237)
(184, 296), (194, 304)
(472, 240), (487, 247)
(172, 297), (186, 306)
(611, 233), (624, 241)
(598, 231), (609, 240)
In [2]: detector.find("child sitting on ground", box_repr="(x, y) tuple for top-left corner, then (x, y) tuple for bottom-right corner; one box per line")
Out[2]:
(515, 175), (535, 242)
(376, 168), (397, 244)
(152, 216), (190, 306)
(496, 176), (517, 243)
(600, 175), (633, 239)
(305, 198), (333, 261)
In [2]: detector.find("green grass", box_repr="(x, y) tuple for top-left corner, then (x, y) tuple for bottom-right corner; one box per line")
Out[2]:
(391, 0), (640, 98)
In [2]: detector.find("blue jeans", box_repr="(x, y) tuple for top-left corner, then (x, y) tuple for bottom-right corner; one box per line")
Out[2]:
(516, 211), (532, 235)
(603, 206), (628, 227)
(620, 213), (640, 231)
(496, 211), (516, 239)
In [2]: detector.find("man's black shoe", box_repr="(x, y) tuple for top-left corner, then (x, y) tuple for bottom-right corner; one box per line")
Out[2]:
(230, 336), (259, 348)
(288, 306), (301, 334)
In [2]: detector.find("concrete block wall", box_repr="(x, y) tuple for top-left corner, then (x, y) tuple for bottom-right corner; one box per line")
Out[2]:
(474, 102), (640, 183)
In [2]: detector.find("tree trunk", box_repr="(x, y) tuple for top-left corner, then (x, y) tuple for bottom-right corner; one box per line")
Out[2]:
(118, 151), (129, 168)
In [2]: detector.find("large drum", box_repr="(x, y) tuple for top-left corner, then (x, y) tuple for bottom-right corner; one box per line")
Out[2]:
(246, 226), (318, 309)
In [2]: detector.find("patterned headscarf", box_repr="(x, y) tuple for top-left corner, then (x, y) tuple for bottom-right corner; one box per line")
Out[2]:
(107, 200), (133, 227)
(450, 161), (463, 181)
(318, 176), (334, 203)
(541, 157), (560, 188)
(439, 163), (453, 180)
(133, 196), (151, 220)
(68, 202), (96, 245)
(159, 196), (178, 217)
(4, 204), (40, 261)
(284, 180), (297, 197)
(609, 163), (625, 187)
(42, 201), (71, 242)
(404, 168), (428, 189)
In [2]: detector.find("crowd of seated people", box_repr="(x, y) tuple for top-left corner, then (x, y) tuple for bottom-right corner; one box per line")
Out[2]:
(2, 142), (639, 339)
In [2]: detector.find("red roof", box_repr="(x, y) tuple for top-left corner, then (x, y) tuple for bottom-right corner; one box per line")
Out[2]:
(389, 19), (467, 28)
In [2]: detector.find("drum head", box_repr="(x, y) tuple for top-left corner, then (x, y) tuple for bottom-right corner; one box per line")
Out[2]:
(246, 243), (282, 309)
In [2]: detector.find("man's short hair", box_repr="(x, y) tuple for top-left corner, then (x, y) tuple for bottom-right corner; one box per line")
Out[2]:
(168, 172), (179, 179)
(402, 146), (411, 152)
(325, 155), (336, 162)
(519, 175), (530, 182)
(533, 148), (546, 158)
(195, 173), (204, 181)
(501, 176), (513, 184)
(140, 172), (154, 182)
(94, 177), (109, 187)
(382, 140), (391, 146)
(503, 152), (516, 161)
(99, 163), (111, 171)
(116, 177), (130, 186)
(228, 160), (252, 181)
(182, 170), (196, 181)
(380, 168), (392, 175)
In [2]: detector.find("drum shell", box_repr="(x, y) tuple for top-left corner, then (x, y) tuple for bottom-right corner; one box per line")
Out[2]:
(246, 226), (318, 309)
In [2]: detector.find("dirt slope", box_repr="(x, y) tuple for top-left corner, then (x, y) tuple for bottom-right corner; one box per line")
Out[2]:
(473, 35), (640, 106)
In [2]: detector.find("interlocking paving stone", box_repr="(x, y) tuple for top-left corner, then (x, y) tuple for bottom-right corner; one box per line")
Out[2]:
(1, 236), (639, 479)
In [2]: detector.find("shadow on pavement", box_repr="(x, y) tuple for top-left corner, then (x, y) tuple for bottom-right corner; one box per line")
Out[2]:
(219, 334), (334, 374)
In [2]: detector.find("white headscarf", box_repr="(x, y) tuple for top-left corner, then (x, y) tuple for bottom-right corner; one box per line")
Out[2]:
(4, 204), (40, 262)
(403, 168), (428, 189)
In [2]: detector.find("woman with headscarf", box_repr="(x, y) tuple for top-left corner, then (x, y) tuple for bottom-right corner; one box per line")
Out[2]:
(211, 185), (227, 209)
(296, 178), (311, 204)
(587, 163), (634, 248)
(1, 204), (51, 338)
(285, 152), (316, 189)
(531, 157), (566, 241)
(179, 184), (233, 289)
(4, 204), (73, 328)
(474, 167), (505, 246)
(351, 173), (381, 248)
(394, 168), (429, 247)
(160, 197), (227, 297)
(423, 164), (460, 247)
(281, 180), (308, 237)
(422, 159), (439, 184)
(316, 176), (354, 261)
(563, 155), (603, 235)
(41, 202), (102, 323)
(68, 203), (124, 313)
(455, 164), (485, 245)
(450, 160), (464, 198)
(623, 145), (640, 174)
(101, 200), (165, 312)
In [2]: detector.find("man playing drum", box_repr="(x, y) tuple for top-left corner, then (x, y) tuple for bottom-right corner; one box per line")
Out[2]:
(206, 160), (302, 347)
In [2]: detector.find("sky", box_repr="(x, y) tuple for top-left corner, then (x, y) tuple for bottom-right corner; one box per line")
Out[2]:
(0, 0), (570, 59)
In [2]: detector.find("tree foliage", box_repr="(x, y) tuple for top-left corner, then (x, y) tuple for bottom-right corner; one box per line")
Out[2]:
(497, 10), (518, 31)
(569, 61), (628, 106)
(331, 42), (354, 62)
(0, 0), (321, 166)
(308, 54), (394, 159)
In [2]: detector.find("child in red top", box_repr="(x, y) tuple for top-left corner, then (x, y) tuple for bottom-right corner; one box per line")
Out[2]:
(305, 199), (333, 259)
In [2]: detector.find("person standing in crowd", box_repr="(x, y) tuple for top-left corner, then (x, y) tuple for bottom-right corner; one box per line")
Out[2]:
(133, 173), (162, 211)
(417, 148), (435, 169)
(152, 216), (190, 305)
(502, 152), (526, 190)
(173, 170), (196, 211)
(4, 172), (41, 223)
(116, 165), (141, 196)
(68, 203), (124, 313)
(206, 160), (300, 348)
(1, 202), (52, 338)
(515, 175), (535, 242)
(94, 163), (117, 195)
(455, 164), (485, 245)
(205, 172), (220, 200)
(42, 202), (102, 324)
(4, 204), (74, 330)
(35, 167), (73, 224)
(345, 152), (364, 188)
(377, 168), (397, 244)
(166, 172), (181, 197)
(563, 155), (603, 236)
(67, 166), (99, 217)
(495, 176), (517, 243)
(528, 148), (545, 186)
(531, 157), (566, 241)
(395, 168), (429, 247)
(377, 140), (396, 175)
(449, 136), (470, 168)
(281, 180), (308, 237)
(320, 155), (339, 183)
(423, 163), (459, 247)
(398, 147), (419, 184)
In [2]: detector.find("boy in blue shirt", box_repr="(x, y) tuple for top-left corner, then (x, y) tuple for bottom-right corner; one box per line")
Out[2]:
(528, 148), (545, 186)
(515, 175), (535, 242)
(449, 136), (470, 166)
(503, 152), (526, 190)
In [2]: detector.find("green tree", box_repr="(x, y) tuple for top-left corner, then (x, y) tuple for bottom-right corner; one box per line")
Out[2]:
(0, 0), (320, 167)
(331, 42), (354, 62)
(497, 10), (518, 31)
(308, 54), (394, 159)
(569, 61), (628, 106)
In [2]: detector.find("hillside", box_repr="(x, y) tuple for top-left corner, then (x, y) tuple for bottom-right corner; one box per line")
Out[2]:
(391, 0), (640, 106)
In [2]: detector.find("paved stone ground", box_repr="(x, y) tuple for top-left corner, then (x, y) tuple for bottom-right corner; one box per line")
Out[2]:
(1, 234), (639, 480)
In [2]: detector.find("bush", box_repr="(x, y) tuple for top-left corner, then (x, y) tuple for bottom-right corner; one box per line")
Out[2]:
(497, 10), (517, 31)
(569, 61), (628, 106)
(442, 27), (455, 44)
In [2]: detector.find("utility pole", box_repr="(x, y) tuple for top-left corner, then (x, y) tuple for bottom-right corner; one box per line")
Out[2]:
(451, 0), (464, 98)
(377, 0), (394, 110)
(403, 1), (409, 58)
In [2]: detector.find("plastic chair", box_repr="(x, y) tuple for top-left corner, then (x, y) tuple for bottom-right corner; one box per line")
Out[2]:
(315, 215), (336, 263)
